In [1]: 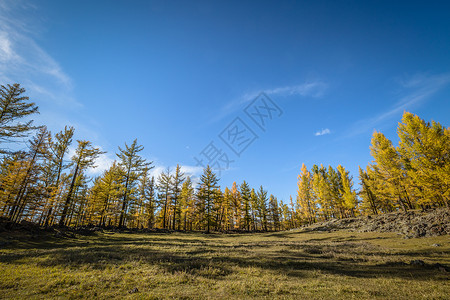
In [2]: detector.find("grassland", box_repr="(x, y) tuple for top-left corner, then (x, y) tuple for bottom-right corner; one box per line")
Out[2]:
(0, 229), (448, 299)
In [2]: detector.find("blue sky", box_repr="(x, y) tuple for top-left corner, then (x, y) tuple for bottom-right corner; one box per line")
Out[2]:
(1, 0), (450, 203)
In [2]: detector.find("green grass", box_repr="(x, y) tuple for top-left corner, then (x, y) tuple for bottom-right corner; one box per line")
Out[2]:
(0, 229), (449, 299)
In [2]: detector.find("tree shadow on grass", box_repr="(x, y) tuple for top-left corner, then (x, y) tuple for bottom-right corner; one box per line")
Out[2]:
(0, 232), (448, 282)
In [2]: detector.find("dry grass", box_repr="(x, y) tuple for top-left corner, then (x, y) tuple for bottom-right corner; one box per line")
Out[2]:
(0, 229), (449, 299)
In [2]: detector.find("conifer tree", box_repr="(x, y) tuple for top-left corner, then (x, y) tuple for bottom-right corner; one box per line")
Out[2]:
(171, 164), (185, 230)
(141, 172), (156, 229)
(337, 165), (358, 217)
(358, 166), (379, 215)
(59, 140), (104, 226)
(180, 176), (195, 231)
(268, 194), (280, 231)
(157, 167), (172, 229)
(42, 126), (74, 226)
(222, 186), (233, 230)
(197, 165), (220, 233)
(230, 181), (241, 229)
(0, 84), (39, 153)
(297, 163), (316, 224)
(116, 139), (152, 228)
(370, 131), (413, 211)
(250, 188), (259, 230)
(256, 185), (269, 231)
(397, 112), (450, 207)
(240, 181), (252, 231)
(8, 127), (50, 223)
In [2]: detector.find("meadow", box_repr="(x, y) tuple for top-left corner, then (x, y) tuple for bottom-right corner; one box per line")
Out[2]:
(0, 229), (448, 299)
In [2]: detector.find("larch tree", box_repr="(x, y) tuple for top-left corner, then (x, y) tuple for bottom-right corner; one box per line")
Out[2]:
(197, 165), (220, 233)
(42, 126), (75, 227)
(297, 163), (316, 224)
(91, 162), (123, 227)
(116, 139), (153, 228)
(8, 127), (50, 223)
(240, 181), (252, 231)
(141, 172), (156, 229)
(230, 181), (241, 229)
(256, 185), (268, 231)
(222, 186), (233, 230)
(337, 165), (358, 217)
(157, 167), (172, 229)
(370, 131), (413, 211)
(180, 176), (195, 231)
(268, 194), (280, 231)
(358, 166), (379, 215)
(59, 140), (104, 226)
(250, 188), (259, 230)
(170, 164), (185, 230)
(397, 112), (450, 207)
(0, 84), (39, 153)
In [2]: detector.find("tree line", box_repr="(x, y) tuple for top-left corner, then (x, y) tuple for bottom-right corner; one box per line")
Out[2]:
(294, 111), (449, 225)
(0, 84), (285, 231)
(0, 83), (448, 231)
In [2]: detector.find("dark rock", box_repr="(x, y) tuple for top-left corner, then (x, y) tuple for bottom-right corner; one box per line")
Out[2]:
(410, 260), (425, 266)
(432, 263), (447, 272)
(0, 241), (10, 247)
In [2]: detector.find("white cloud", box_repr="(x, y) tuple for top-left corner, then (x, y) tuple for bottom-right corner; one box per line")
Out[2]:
(180, 165), (204, 177)
(348, 73), (450, 137)
(315, 128), (331, 136)
(149, 165), (166, 179)
(0, 1), (79, 107)
(88, 152), (115, 176)
(213, 80), (328, 123)
(65, 145), (115, 177)
(265, 81), (328, 98)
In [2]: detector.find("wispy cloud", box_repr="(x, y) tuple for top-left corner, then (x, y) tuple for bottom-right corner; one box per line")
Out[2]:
(265, 81), (328, 98)
(348, 73), (450, 137)
(213, 80), (328, 123)
(85, 151), (204, 183)
(0, 0), (79, 107)
(315, 128), (331, 136)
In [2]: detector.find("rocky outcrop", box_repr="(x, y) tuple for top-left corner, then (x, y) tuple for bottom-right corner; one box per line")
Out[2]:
(304, 208), (449, 238)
